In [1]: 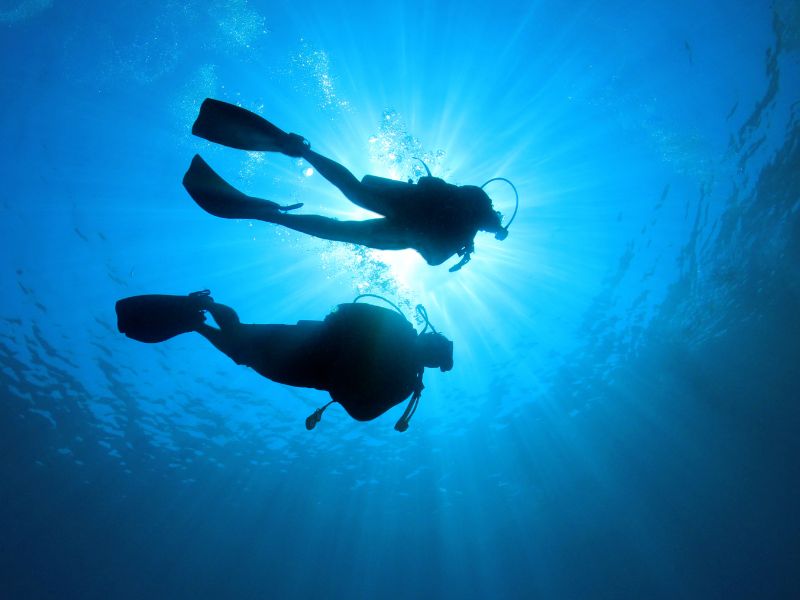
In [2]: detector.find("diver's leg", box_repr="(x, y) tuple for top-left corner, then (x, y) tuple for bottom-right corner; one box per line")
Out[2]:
(194, 301), (314, 374)
(303, 149), (362, 199)
(197, 314), (330, 389)
(303, 149), (395, 216)
(260, 213), (410, 250)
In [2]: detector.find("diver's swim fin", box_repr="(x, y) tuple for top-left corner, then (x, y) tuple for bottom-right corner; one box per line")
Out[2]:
(192, 98), (309, 156)
(182, 154), (304, 218)
(116, 291), (212, 343)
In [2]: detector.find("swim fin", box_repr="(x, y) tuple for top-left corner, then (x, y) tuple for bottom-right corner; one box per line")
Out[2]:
(182, 154), (303, 219)
(192, 98), (309, 156)
(116, 290), (212, 343)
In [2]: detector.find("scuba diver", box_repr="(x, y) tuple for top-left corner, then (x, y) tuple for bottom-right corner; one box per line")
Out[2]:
(115, 291), (453, 431)
(182, 98), (518, 272)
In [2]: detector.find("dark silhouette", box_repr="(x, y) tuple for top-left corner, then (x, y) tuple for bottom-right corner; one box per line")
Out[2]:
(183, 98), (514, 272)
(115, 291), (453, 431)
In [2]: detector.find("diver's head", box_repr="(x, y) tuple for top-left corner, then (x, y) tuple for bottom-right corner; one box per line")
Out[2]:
(461, 185), (505, 235)
(417, 332), (454, 372)
(485, 209), (506, 238)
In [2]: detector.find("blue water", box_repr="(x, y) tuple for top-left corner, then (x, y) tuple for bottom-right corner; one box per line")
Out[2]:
(2, 1), (799, 598)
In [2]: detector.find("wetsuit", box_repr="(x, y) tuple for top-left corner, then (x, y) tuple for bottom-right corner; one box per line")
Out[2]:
(228, 303), (422, 421)
(359, 175), (486, 266)
(231, 151), (496, 268)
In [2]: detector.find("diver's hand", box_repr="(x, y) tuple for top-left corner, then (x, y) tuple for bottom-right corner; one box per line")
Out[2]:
(284, 133), (310, 158)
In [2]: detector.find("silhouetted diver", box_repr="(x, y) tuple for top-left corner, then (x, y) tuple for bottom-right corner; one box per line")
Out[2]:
(115, 291), (453, 431)
(183, 98), (518, 272)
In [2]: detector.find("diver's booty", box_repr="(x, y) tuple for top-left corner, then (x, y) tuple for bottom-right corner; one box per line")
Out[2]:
(116, 291), (212, 343)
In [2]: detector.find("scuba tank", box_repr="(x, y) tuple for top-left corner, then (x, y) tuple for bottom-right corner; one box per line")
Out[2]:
(360, 173), (450, 196)
(361, 156), (447, 196)
(361, 174), (417, 193)
(305, 294), (444, 432)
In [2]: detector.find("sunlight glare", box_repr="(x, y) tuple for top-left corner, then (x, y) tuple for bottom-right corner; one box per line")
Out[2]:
(368, 248), (424, 289)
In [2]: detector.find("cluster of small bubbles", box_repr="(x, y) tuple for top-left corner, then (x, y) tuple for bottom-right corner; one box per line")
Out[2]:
(115, 22), (182, 84)
(239, 151), (266, 180)
(368, 110), (447, 180)
(212, 0), (269, 49)
(0, 0), (52, 24)
(318, 243), (418, 308)
(289, 39), (351, 112)
(93, 1), (191, 86)
(645, 98), (714, 180)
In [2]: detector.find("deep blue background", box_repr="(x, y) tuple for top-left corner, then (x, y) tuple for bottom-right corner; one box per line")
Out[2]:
(1, 1), (799, 598)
